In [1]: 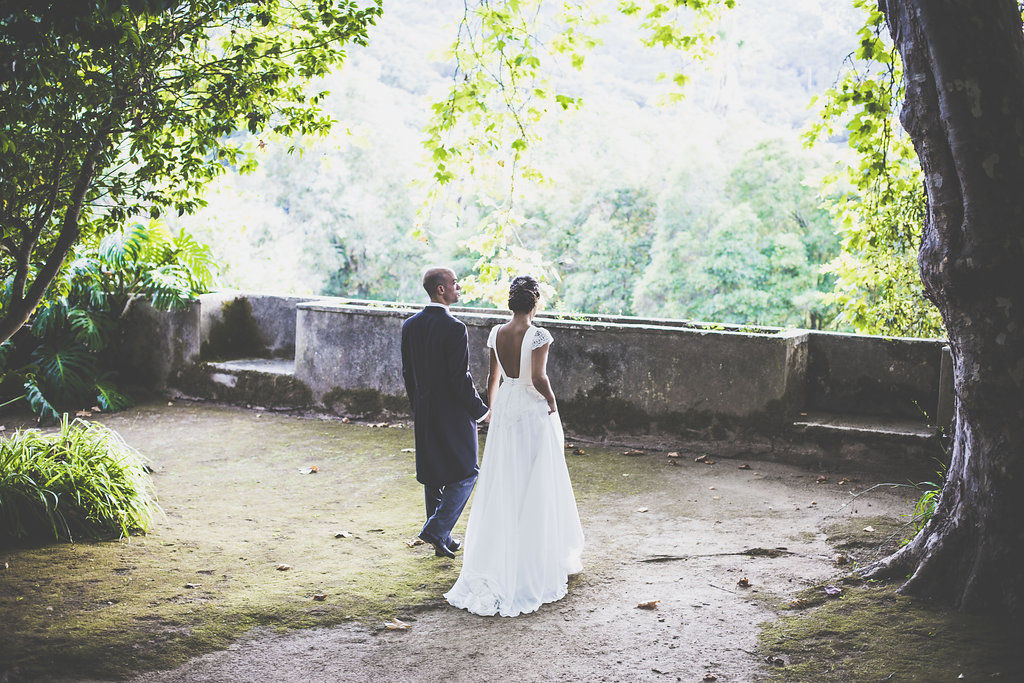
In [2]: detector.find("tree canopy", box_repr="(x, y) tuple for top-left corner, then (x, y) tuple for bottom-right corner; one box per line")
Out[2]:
(0, 0), (381, 343)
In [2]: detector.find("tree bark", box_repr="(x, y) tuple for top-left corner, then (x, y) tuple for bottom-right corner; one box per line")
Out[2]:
(864, 0), (1024, 623)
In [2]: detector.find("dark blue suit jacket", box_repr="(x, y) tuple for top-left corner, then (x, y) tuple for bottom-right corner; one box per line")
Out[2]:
(401, 306), (488, 486)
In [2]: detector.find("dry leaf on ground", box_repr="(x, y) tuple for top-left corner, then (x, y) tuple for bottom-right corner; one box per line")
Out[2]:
(312, 594), (326, 601)
(298, 465), (319, 474)
(666, 451), (680, 458)
(335, 531), (352, 539)
(636, 507), (649, 513)
(406, 538), (424, 547)
(738, 464), (751, 470)
(636, 600), (660, 610)
(385, 618), (411, 630)
(573, 447), (586, 455)
(737, 578), (751, 588)
(694, 454), (709, 462)
(75, 410), (91, 417)
(816, 475), (827, 484)
(823, 585), (842, 596)
(184, 583), (201, 589)
(623, 450), (644, 456)
(863, 525), (875, 532)
(400, 448), (415, 453)
(276, 564), (291, 571)
(703, 674), (718, 681)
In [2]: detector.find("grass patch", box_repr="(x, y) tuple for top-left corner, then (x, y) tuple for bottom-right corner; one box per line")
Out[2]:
(759, 583), (1022, 680)
(0, 417), (156, 545)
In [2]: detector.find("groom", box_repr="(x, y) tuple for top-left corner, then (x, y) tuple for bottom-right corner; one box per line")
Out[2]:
(401, 267), (490, 559)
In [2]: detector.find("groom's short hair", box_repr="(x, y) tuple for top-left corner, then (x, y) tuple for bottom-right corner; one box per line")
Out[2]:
(422, 267), (451, 297)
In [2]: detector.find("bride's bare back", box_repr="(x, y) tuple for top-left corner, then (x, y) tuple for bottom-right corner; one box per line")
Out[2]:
(494, 322), (530, 378)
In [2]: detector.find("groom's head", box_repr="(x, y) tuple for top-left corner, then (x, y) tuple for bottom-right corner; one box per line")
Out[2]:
(423, 267), (460, 306)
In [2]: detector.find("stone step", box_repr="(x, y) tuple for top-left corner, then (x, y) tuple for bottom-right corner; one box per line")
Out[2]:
(793, 411), (939, 442)
(207, 358), (296, 378)
(180, 358), (310, 408)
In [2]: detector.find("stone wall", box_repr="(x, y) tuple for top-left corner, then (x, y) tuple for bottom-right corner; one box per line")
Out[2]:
(146, 293), (951, 437)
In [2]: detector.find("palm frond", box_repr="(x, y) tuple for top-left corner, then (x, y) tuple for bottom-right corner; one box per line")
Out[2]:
(99, 223), (149, 268)
(30, 298), (70, 339)
(141, 266), (193, 310)
(95, 378), (133, 412)
(23, 377), (61, 424)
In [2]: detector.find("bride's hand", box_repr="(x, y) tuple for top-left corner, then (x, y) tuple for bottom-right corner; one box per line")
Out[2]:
(547, 400), (557, 415)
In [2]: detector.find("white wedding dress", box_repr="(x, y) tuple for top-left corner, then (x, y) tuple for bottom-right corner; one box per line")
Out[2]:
(445, 325), (585, 617)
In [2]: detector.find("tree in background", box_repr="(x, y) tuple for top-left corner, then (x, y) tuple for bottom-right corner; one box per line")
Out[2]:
(0, 0), (381, 343)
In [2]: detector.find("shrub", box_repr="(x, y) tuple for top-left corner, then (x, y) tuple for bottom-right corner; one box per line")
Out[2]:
(0, 417), (157, 545)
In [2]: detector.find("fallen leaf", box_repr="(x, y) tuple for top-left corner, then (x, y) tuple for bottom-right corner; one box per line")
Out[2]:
(91, 406), (101, 412)
(789, 598), (809, 608)
(765, 655), (785, 666)
(816, 475), (827, 484)
(737, 578), (751, 588)
(810, 501), (817, 505)
(2, 562), (8, 570)
(694, 454), (709, 463)
(0, 425), (5, 431)
(573, 447), (586, 455)
(703, 459), (716, 465)
(668, 460), (678, 466)
(836, 554), (850, 565)
(298, 465), (319, 475)
(636, 507), (649, 513)
(405, 538), (424, 547)
(167, 401), (174, 406)
(312, 594), (327, 601)
(385, 618), (411, 630)
(184, 583), (201, 589)
(276, 564), (291, 571)
(341, 417), (350, 423)
(738, 464), (751, 470)
(708, 486), (716, 490)
(623, 449), (644, 456)
(823, 585), (842, 596)
(666, 451), (680, 458)
(713, 496), (721, 500)
(335, 531), (352, 539)
(863, 525), (875, 532)
(400, 448), (415, 453)
(703, 675), (718, 681)
(75, 410), (91, 417)
(636, 600), (660, 610)
(837, 478), (850, 486)
(565, 442), (576, 449)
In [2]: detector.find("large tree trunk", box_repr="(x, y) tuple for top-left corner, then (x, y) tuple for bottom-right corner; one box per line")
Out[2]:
(864, 0), (1024, 623)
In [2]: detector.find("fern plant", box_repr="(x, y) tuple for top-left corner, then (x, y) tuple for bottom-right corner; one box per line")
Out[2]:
(1, 220), (216, 422)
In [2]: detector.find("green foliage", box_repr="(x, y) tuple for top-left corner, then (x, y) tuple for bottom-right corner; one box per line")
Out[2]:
(421, 0), (736, 305)
(0, 416), (156, 545)
(3, 221), (214, 421)
(0, 0), (381, 342)
(805, 0), (943, 338)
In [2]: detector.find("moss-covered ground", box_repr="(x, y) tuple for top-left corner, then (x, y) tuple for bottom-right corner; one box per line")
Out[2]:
(758, 520), (1023, 680)
(0, 403), (640, 679)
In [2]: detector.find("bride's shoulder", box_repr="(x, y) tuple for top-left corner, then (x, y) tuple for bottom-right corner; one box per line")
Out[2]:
(486, 322), (504, 347)
(529, 325), (554, 349)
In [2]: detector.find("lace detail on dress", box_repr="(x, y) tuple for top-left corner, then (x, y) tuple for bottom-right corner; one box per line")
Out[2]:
(530, 326), (553, 349)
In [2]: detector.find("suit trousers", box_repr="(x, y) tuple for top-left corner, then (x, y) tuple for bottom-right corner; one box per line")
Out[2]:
(422, 472), (478, 545)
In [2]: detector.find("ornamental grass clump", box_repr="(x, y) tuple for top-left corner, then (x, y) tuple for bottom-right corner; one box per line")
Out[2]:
(0, 416), (156, 545)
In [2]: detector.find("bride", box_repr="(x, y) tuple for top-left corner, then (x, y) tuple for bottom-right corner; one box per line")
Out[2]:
(445, 275), (585, 617)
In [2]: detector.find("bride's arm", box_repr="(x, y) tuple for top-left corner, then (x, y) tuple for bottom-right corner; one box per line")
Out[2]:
(487, 348), (500, 409)
(531, 343), (557, 414)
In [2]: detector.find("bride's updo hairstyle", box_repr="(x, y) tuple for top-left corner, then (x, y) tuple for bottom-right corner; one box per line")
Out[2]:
(508, 275), (540, 313)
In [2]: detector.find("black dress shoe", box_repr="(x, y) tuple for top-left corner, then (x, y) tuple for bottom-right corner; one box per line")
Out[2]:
(419, 532), (455, 559)
(445, 537), (462, 552)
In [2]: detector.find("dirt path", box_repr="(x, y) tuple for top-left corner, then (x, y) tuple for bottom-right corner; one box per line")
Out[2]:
(109, 406), (915, 682)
